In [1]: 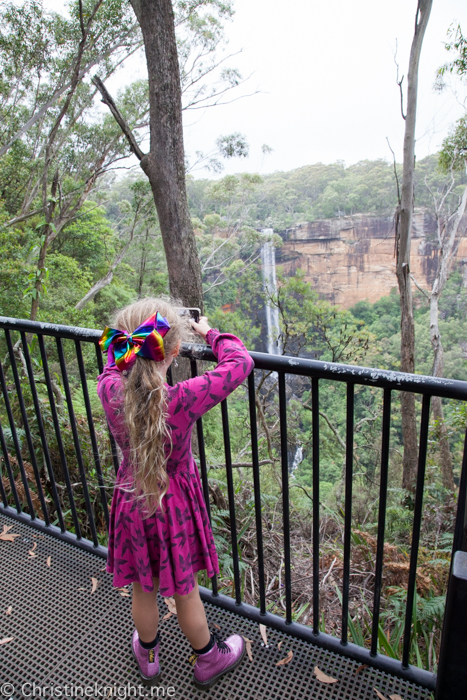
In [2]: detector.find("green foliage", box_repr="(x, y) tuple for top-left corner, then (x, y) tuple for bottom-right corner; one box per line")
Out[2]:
(0, 141), (33, 215)
(216, 133), (249, 159)
(92, 278), (137, 327)
(37, 253), (96, 327)
(349, 274), (467, 381)
(187, 156), (465, 231)
(51, 202), (116, 276)
(0, 225), (33, 317)
(437, 24), (467, 173)
(439, 115), (467, 172)
(332, 560), (446, 671)
(72, 379), (104, 419)
(438, 23), (467, 81)
(274, 269), (373, 363)
(206, 307), (261, 349)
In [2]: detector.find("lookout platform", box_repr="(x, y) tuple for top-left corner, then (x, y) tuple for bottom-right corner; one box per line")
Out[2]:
(1, 515), (431, 700)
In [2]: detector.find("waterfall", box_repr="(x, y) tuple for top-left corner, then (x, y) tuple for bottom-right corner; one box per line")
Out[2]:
(260, 229), (282, 355)
(290, 445), (303, 474)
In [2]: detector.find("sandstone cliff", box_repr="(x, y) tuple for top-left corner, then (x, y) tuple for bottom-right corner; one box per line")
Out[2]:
(276, 209), (467, 308)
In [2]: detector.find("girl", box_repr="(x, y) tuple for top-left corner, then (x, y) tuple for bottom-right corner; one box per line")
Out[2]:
(97, 297), (254, 691)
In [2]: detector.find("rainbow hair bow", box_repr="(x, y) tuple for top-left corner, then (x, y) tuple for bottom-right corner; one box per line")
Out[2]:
(99, 312), (171, 372)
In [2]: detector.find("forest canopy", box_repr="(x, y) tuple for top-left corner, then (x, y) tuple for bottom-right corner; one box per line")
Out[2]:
(187, 154), (467, 230)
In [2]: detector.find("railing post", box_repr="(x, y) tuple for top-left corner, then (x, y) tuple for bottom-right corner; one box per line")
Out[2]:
(436, 551), (467, 699)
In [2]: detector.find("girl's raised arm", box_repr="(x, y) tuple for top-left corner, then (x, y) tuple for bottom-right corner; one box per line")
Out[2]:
(168, 329), (254, 427)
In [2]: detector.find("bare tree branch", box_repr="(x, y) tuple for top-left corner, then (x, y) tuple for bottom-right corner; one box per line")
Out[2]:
(393, 39), (406, 120)
(386, 137), (401, 205)
(5, 208), (44, 228)
(92, 75), (146, 161)
(410, 273), (430, 300)
(75, 197), (145, 309)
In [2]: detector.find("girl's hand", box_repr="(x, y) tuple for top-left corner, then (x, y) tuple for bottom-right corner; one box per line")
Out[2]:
(190, 316), (211, 340)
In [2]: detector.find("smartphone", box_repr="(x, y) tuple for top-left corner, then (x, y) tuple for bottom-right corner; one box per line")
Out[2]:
(177, 307), (200, 323)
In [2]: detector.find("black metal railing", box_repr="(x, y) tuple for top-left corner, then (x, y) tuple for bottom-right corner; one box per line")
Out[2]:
(1, 315), (467, 697)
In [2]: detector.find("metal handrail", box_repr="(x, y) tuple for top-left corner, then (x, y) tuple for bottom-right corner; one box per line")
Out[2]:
(2, 315), (467, 398)
(1, 315), (467, 694)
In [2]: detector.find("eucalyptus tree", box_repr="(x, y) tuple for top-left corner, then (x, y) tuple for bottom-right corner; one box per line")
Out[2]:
(423, 24), (467, 491)
(94, 0), (248, 310)
(438, 23), (467, 85)
(61, 0), (248, 313)
(0, 0), (140, 162)
(394, 0), (433, 492)
(424, 166), (467, 491)
(0, 0), (142, 320)
(111, 0), (204, 309)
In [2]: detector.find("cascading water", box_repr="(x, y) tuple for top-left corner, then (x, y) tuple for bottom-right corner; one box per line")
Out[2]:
(290, 445), (303, 474)
(260, 229), (282, 355)
(260, 230), (299, 473)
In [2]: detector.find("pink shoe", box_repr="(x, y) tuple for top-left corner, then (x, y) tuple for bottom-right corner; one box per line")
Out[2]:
(131, 630), (161, 685)
(192, 633), (246, 690)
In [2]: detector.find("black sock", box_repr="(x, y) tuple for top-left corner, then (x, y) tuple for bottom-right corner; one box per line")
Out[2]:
(192, 634), (214, 655)
(139, 631), (160, 649)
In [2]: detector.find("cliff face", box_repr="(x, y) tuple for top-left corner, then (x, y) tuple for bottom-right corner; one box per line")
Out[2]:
(276, 210), (467, 308)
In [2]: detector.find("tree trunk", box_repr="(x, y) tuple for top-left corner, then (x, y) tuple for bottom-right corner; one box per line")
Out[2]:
(129, 0), (204, 310)
(396, 0), (433, 492)
(431, 294), (453, 490)
(138, 228), (149, 297)
(30, 170), (59, 322)
(428, 180), (467, 491)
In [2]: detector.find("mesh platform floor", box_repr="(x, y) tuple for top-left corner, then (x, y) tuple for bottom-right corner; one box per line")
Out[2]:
(0, 515), (433, 700)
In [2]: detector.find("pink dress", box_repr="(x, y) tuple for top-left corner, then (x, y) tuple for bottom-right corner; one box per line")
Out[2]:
(97, 329), (254, 596)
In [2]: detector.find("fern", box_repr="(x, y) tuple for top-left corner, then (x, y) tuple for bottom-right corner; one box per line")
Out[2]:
(417, 595), (446, 624)
(2, 426), (26, 453)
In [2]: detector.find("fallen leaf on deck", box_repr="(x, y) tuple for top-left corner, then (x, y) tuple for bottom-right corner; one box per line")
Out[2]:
(164, 598), (177, 615)
(374, 690), (389, 700)
(100, 565), (107, 571)
(162, 612), (173, 621)
(244, 639), (253, 662)
(278, 640), (283, 650)
(46, 556), (51, 567)
(390, 695), (405, 700)
(276, 650), (293, 666)
(0, 525), (20, 542)
(213, 623), (220, 629)
(6, 606), (12, 615)
(259, 623), (268, 646)
(78, 588), (85, 591)
(0, 637), (14, 645)
(119, 590), (130, 598)
(91, 577), (98, 594)
(29, 542), (37, 557)
(355, 664), (368, 675)
(314, 667), (338, 683)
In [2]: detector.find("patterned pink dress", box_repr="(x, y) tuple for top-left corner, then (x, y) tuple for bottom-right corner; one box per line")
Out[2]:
(97, 329), (254, 597)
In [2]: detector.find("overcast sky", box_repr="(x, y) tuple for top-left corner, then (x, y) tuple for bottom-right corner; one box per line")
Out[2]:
(180, 0), (467, 177)
(48, 0), (467, 178)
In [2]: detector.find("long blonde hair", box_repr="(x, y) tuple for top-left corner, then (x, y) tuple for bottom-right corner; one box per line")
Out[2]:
(112, 297), (193, 518)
